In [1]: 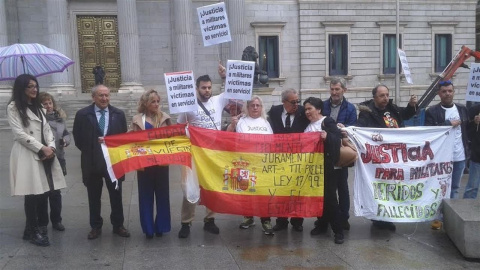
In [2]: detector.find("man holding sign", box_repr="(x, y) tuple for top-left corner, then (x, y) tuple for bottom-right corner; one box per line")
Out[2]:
(176, 74), (229, 238)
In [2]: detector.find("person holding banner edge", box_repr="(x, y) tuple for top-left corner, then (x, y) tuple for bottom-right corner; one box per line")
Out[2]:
(131, 89), (172, 239)
(357, 84), (418, 231)
(72, 84), (130, 240)
(176, 74), (229, 238)
(321, 78), (357, 231)
(267, 88), (310, 232)
(424, 80), (469, 230)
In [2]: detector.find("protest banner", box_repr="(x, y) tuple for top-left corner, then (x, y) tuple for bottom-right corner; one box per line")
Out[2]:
(465, 63), (480, 102)
(101, 124), (191, 186)
(188, 126), (325, 218)
(197, 2), (231, 47)
(398, 49), (413, 84)
(164, 71), (197, 114)
(345, 126), (454, 222)
(223, 60), (255, 100)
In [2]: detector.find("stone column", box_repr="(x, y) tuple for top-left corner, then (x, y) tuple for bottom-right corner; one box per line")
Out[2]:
(227, 0), (246, 60)
(0, 0), (12, 96)
(173, 0), (194, 72)
(117, 0), (144, 93)
(47, 0), (76, 96)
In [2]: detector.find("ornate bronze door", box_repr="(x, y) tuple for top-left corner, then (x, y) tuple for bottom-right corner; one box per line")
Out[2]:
(77, 15), (121, 92)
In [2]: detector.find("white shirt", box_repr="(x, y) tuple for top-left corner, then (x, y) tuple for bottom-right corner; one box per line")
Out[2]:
(236, 116), (273, 134)
(282, 107), (295, 128)
(304, 116), (326, 133)
(95, 105), (109, 136)
(443, 105), (465, 161)
(177, 93), (229, 130)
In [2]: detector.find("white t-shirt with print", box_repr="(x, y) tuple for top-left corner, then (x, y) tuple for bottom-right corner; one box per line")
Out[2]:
(177, 93), (228, 130)
(443, 105), (465, 161)
(236, 116), (273, 134)
(304, 116), (326, 133)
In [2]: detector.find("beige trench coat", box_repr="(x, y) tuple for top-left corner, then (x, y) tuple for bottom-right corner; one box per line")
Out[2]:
(7, 102), (66, 196)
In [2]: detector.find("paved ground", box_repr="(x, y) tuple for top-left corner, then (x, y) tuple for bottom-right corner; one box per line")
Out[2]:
(0, 128), (479, 270)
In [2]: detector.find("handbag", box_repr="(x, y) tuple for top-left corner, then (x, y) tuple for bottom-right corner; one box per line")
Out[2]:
(336, 138), (358, 167)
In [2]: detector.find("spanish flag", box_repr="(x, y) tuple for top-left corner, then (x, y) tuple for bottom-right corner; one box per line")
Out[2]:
(102, 124), (191, 182)
(189, 126), (325, 218)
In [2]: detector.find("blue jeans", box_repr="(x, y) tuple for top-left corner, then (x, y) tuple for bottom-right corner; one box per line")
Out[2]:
(450, 160), (466, 199)
(463, 160), (480, 199)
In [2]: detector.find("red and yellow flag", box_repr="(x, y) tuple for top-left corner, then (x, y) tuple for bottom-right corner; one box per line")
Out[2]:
(102, 124), (191, 181)
(189, 126), (325, 218)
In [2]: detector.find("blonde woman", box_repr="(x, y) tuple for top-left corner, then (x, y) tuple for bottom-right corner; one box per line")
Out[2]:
(131, 89), (172, 239)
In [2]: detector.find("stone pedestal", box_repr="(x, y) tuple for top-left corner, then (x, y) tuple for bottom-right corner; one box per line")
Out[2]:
(443, 199), (480, 259)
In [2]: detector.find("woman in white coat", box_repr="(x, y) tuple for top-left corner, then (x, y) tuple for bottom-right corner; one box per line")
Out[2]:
(7, 74), (66, 246)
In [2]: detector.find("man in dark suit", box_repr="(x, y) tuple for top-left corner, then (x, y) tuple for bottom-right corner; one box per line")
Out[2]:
(267, 88), (310, 232)
(73, 84), (130, 240)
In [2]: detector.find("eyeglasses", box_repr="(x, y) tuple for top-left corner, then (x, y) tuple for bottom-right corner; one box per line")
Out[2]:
(438, 80), (452, 86)
(287, 99), (301, 105)
(26, 85), (38, 89)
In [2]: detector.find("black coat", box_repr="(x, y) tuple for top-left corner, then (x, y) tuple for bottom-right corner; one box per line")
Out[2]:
(73, 104), (127, 184)
(267, 104), (310, 134)
(425, 103), (469, 160)
(467, 104), (480, 163)
(357, 99), (417, 128)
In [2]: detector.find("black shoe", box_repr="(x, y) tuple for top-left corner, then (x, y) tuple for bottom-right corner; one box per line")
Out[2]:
(87, 228), (102, 240)
(30, 228), (50, 247)
(52, 222), (65, 231)
(23, 226), (32, 240)
(311, 218), (328, 235)
(273, 222), (288, 231)
(204, 218), (220, 234)
(372, 220), (396, 231)
(334, 233), (345, 244)
(292, 225), (303, 232)
(178, 223), (190, 238)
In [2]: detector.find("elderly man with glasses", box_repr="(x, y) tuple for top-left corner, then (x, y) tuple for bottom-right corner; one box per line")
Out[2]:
(267, 88), (310, 232)
(425, 80), (469, 230)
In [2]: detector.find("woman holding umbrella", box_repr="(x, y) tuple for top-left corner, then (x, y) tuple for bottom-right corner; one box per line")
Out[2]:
(7, 74), (66, 246)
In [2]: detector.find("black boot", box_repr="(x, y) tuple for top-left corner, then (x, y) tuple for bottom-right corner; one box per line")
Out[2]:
(23, 225), (32, 240)
(30, 227), (50, 247)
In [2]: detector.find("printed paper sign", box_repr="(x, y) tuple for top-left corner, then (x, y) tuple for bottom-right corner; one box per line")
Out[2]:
(398, 49), (413, 84)
(345, 126), (454, 222)
(164, 71), (197, 114)
(197, 2), (231, 46)
(223, 60), (255, 100)
(465, 63), (480, 102)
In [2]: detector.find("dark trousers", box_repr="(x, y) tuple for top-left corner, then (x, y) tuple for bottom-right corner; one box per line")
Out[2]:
(37, 190), (62, 226)
(86, 173), (124, 229)
(137, 166), (171, 235)
(337, 167), (350, 220)
(317, 167), (343, 234)
(276, 217), (304, 227)
(25, 193), (48, 229)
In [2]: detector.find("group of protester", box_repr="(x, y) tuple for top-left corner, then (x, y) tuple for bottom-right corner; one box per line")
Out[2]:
(7, 67), (480, 247)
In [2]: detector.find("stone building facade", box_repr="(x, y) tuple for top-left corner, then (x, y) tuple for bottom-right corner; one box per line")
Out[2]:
(0, 0), (478, 109)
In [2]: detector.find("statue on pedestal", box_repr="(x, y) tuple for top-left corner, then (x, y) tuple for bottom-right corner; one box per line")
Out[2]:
(242, 46), (268, 86)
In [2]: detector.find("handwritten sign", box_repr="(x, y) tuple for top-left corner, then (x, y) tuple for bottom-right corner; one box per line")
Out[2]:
(346, 126), (454, 222)
(465, 63), (480, 102)
(223, 60), (255, 100)
(164, 71), (197, 114)
(398, 49), (413, 84)
(197, 2), (231, 46)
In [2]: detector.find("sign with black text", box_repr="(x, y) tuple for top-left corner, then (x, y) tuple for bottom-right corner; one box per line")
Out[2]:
(223, 60), (255, 100)
(465, 63), (480, 102)
(197, 2), (231, 47)
(164, 71), (197, 114)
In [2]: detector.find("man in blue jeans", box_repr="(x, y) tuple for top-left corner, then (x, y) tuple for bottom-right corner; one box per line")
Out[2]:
(425, 80), (469, 229)
(319, 78), (356, 231)
(463, 103), (480, 199)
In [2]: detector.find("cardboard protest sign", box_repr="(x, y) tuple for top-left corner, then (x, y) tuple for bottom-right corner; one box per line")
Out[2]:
(398, 49), (413, 84)
(223, 60), (255, 100)
(164, 71), (197, 114)
(345, 126), (454, 222)
(197, 2), (231, 46)
(465, 63), (480, 102)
